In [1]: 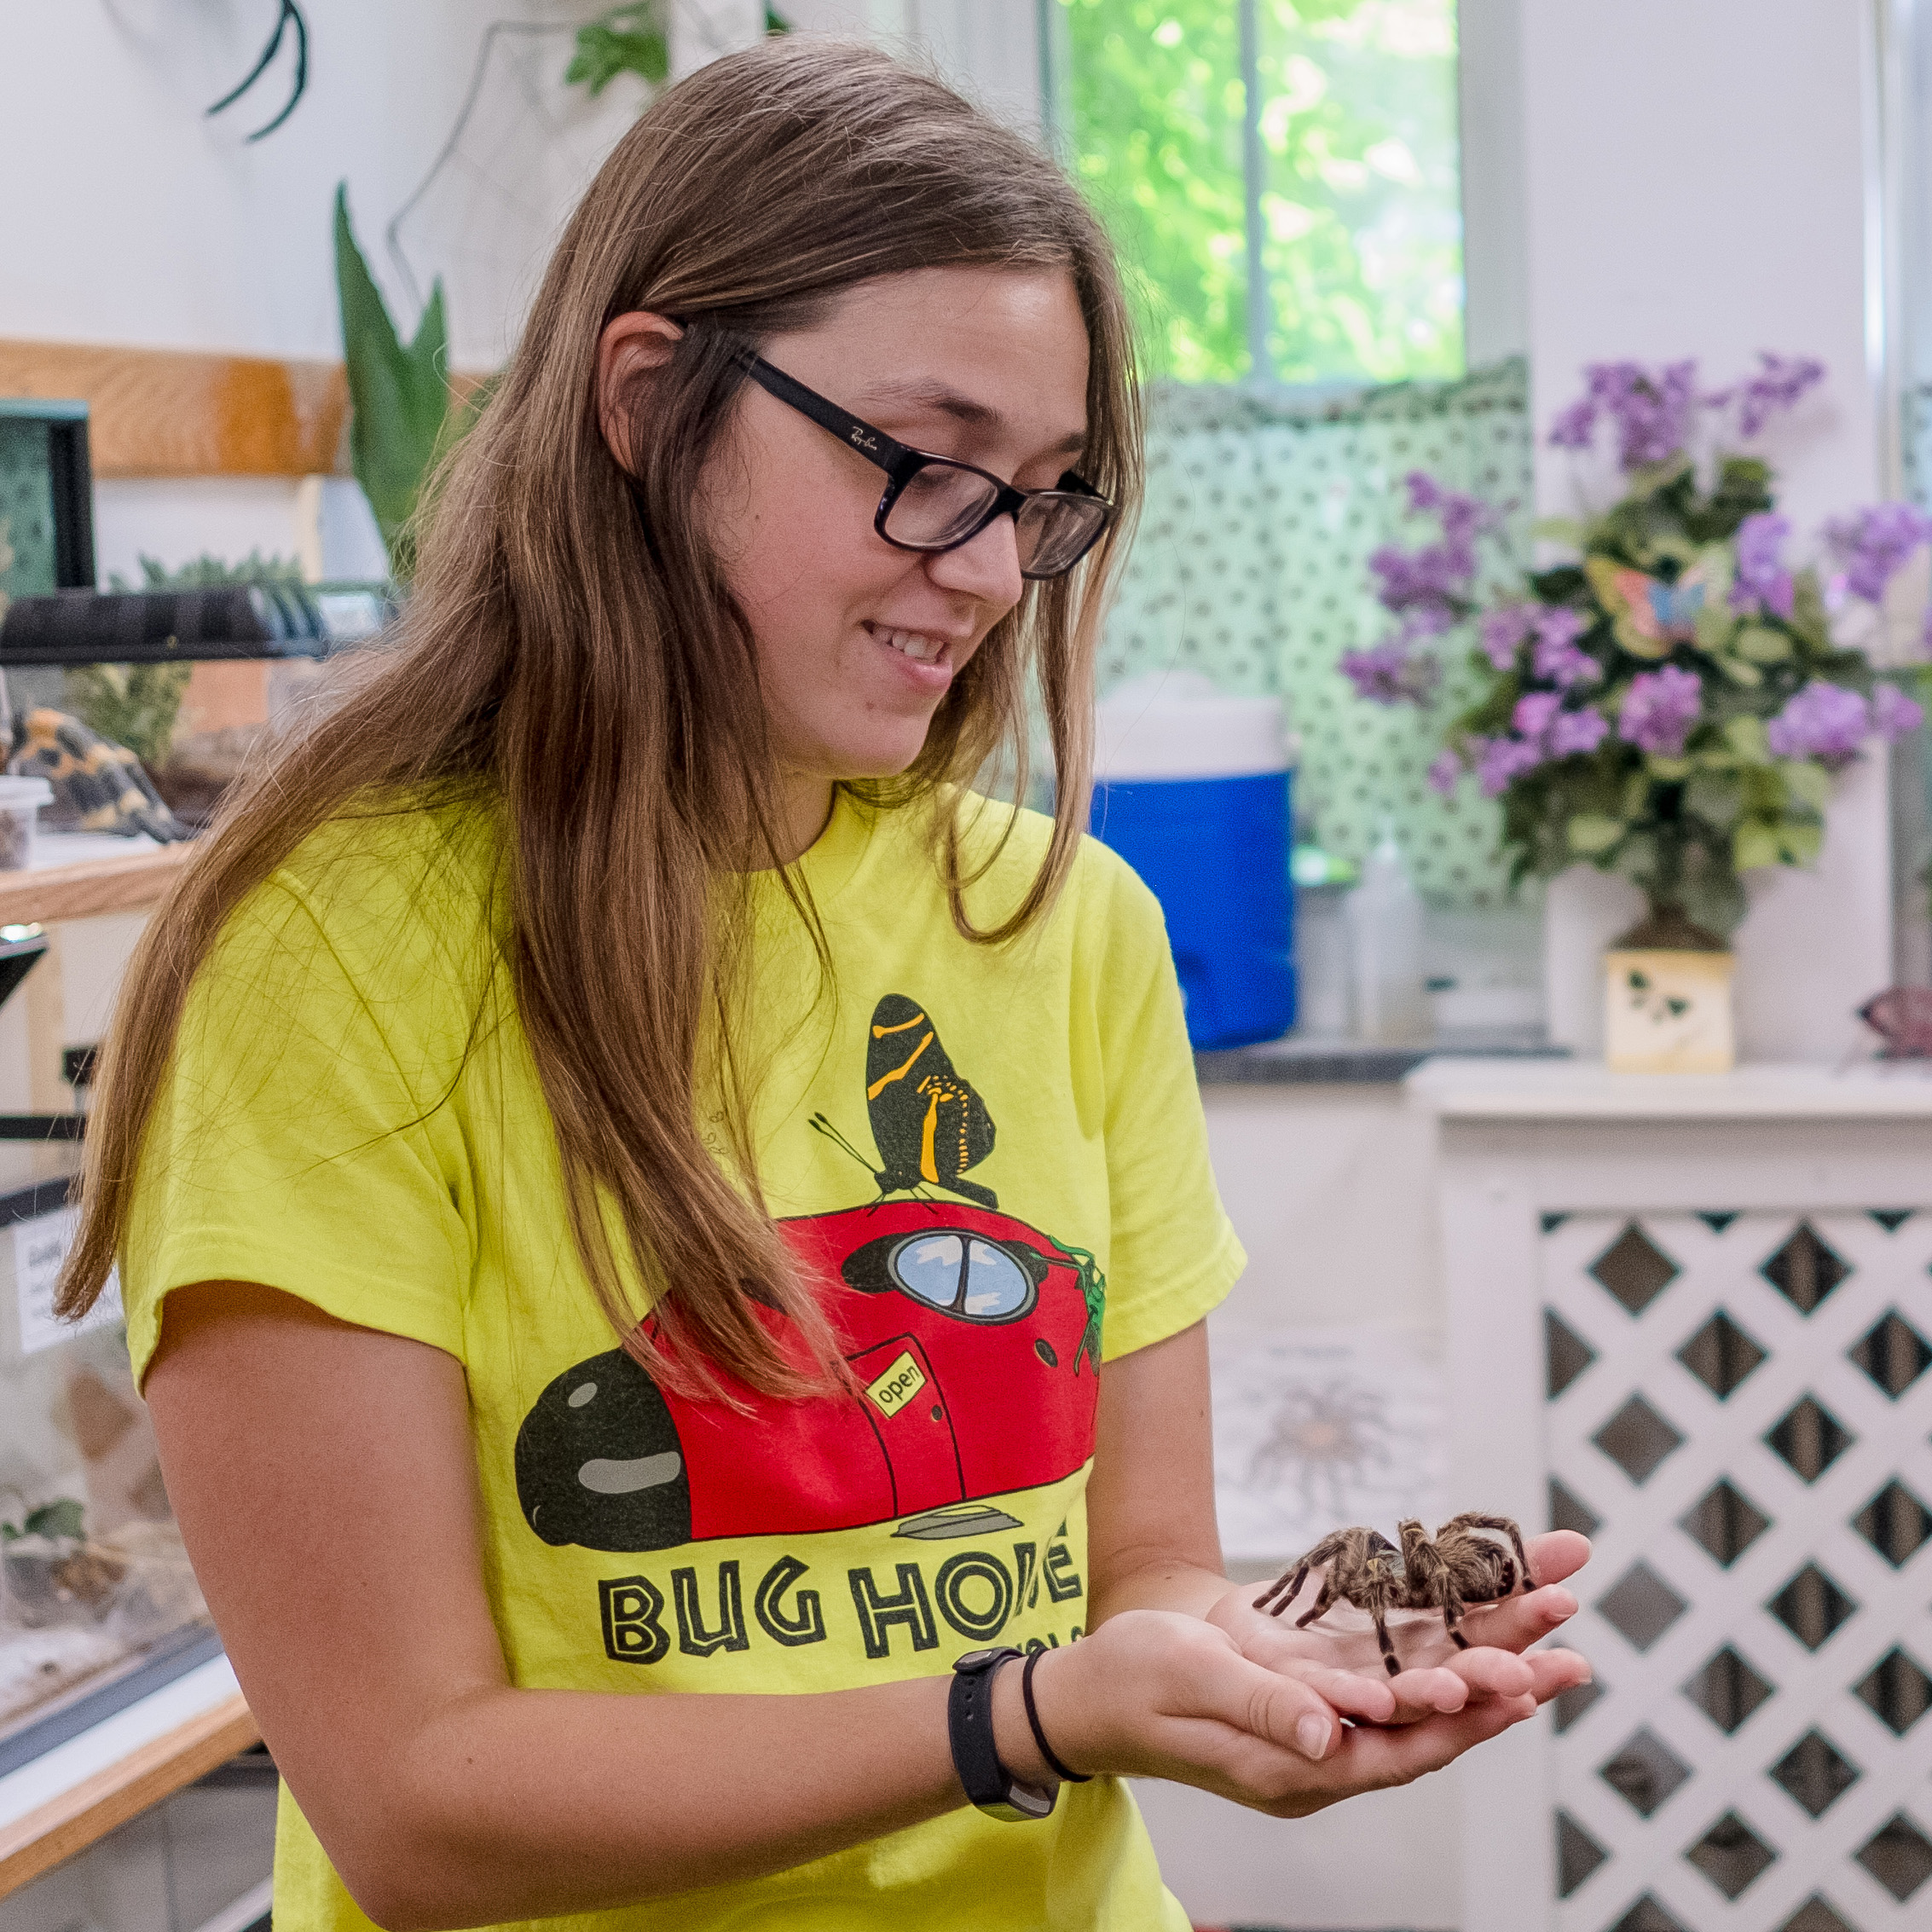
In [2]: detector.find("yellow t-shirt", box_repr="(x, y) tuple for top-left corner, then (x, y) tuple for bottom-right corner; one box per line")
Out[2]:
(123, 786), (1245, 1932)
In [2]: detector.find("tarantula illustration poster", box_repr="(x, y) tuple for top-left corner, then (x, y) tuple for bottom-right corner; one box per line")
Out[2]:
(1209, 1327), (1447, 1565)
(1253, 1514), (1532, 1675)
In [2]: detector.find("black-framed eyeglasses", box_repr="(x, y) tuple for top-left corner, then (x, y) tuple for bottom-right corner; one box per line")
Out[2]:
(732, 350), (1115, 581)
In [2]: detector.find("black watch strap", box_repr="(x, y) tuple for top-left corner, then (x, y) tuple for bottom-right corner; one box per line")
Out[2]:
(949, 1648), (1057, 1822)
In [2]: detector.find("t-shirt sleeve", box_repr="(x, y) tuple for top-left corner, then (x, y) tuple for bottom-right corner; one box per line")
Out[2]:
(121, 870), (475, 1387)
(1083, 848), (1246, 1360)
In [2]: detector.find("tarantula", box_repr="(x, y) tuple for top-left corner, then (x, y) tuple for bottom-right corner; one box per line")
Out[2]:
(1252, 1513), (1532, 1676)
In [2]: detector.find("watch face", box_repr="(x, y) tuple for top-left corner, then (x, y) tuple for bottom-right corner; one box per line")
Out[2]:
(952, 1647), (1009, 1675)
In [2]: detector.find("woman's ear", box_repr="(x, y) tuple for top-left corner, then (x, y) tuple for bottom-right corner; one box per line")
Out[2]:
(597, 312), (685, 474)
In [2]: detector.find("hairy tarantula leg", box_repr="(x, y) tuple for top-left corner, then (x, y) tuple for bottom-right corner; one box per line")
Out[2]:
(1257, 1530), (1351, 1617)
(1442, 1590), (1469, 1649)
(1253, 1560), (1311, 1617)
(1372, 1610), (1401, 1676)
(1293, 1575), (1340, 1630)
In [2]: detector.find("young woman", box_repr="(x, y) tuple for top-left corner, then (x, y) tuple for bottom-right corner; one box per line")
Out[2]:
(61, 38), (1587, 1932)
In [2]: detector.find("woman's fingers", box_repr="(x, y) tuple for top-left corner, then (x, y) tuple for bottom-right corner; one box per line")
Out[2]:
(1457, 1582), (1581, 1653)
(1525, 1530), (1592, 1588)
(1523, 1646), (1593, 1701)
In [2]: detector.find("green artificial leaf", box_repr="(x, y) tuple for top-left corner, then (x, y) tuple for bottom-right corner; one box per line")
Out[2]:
(335, 186), (455, 578)
(1779, 819), (1825, 865)
(1625, 453), (1695, 501)
(565, 6), (669, 94)
(1685, 772), (1744, 829)
(1733, 819), (1783, 871)
(1566, 813), (1625, 856)
(766, 6), (790, 28)
(1778, 759), (1832, 811)
(24, 1498), (86, 1541)
(1681, 865), (1750, 938)
(1789, 570), (1831, 651)
(1530, 564), (1588, 603)
(1734, 623), (1793, 664)
(1611, 829), (1657, 886)
(1723, 714), (1772, 765)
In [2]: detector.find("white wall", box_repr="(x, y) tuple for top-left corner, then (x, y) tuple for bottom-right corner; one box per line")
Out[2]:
(1518, 0), (1892, 1061)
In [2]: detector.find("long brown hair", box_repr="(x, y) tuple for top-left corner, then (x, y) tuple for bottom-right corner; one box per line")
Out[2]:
(57, 37), (1142, 1396)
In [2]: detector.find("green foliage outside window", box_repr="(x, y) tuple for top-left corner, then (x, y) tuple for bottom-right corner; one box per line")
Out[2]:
(1059, 0), (1463, 386)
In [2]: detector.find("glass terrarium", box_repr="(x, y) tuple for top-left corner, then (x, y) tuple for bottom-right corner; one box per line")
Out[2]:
(0, 1142), (211, 1773)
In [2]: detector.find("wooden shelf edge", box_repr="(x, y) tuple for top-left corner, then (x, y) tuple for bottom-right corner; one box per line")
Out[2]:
(0, 1692), (260, 1898)
(0, 844), (194, 926)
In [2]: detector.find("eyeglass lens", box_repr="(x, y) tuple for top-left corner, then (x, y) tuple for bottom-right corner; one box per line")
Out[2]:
(883, 461), (1108, 578)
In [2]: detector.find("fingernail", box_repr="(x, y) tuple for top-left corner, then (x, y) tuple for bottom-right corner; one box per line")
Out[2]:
(1296, 1715), (1330, 1760)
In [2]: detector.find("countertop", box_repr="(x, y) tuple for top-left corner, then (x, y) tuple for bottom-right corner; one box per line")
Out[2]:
(1195, 1027), (1566, 1085)
(1404, 1055), (1932, 1119)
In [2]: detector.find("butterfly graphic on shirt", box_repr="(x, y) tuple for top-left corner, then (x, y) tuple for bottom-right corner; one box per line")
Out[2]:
(1585, 555), (1709, 658)
(810, 992), (998, 1210)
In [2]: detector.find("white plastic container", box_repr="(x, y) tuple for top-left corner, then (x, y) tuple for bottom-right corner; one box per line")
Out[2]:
(0, 776), (54, 871)
(1345, 824), (1430, 1044)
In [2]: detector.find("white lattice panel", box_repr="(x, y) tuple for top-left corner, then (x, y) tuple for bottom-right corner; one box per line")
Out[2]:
(1543, 1209), (1932, 1932)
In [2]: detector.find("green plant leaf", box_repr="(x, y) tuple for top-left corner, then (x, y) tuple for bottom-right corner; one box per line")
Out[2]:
(24, 1498), (85, 1541)
(1779, 818), (1824, 865)
(1734, 623), (1792, 663)
(1713, 653), (1761, 686)
(1776, 760), (1831, 811)
(1566, 813), (1624, 856)
(1685, 772), (1744, 829)
(1532, 516), (1588, 547)
(565, 5), (668, 94)
(1732, 819), (1783, 871)
(1723, 714), (1772, 765)
(334, 184), (454, 578)
(1645, 754), (1693, 781)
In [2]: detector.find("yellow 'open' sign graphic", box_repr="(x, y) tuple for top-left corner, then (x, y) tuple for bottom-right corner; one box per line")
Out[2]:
(864, 1350), (928, 1419)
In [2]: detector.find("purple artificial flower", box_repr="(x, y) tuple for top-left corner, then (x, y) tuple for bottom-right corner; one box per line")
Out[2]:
(1619, 665), (1704, 756)
(1547, 396), (1597, 450)
(1825, 503), (1932, 604)
(1874, 682), (1927, 742)
(1548, 360), (1701, 470)
(1427, 749), (1464, 796)
(1731, 512), (1795, 620)
(1480, 603), (1535, 671)
(1468, 738), (1545, 800)
(1728, 353), (1826, 437)
(1549, 706), (1611, 757)
(1512, 691), (1563, 740)
(1766, 680), (1870, 766)
(1367, 543), (1472, 633)
(1474, 734), (1547, 797)
(1530, 605), (1599, 687)
(1340, 642), (1440, 708)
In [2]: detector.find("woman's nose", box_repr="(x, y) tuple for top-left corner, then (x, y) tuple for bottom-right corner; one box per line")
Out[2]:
(923, 512), (1026, 612)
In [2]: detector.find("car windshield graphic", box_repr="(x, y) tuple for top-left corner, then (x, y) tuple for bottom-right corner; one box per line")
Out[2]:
(889, 1232), (1036, 1322)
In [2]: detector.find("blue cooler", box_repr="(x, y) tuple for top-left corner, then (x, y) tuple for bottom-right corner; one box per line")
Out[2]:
(1089, 674), (1295, 1050)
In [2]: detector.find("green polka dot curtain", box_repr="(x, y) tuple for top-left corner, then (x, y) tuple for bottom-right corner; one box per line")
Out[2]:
(1099, 356), (1531, 905)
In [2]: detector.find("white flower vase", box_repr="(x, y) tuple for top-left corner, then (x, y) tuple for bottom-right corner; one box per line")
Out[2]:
(1603, 908), (1736, 1073)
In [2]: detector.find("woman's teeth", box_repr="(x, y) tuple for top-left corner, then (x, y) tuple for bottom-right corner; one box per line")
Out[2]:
(876, 627), (944, 664)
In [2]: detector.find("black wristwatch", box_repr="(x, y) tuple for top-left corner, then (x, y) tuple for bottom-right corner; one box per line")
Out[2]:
(948, 1647), (1058, 1822)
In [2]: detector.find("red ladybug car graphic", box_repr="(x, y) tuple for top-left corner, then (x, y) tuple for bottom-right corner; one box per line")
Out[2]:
(515, 1200), (1105, 1554)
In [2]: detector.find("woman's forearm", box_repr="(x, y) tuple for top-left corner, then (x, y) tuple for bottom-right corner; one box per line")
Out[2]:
(1089, 1552), (1229, 1624)
(330, 1675), (959, 1929)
